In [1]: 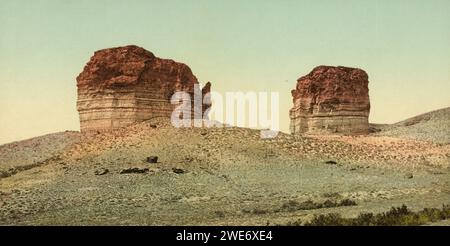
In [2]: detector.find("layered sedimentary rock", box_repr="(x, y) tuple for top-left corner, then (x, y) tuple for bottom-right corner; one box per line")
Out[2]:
(77, 45), (211, 132)
(289, 66), (370, 134)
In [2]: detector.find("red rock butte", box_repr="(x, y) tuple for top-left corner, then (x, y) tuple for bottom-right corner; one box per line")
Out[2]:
(76, 45), (211, 132)
(289, 66), (370, 135)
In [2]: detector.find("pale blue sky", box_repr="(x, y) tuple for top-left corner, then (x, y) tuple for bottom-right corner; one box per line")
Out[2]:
(1, 0), (449, 144)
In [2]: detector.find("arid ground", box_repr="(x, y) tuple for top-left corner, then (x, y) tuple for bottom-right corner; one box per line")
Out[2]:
(0, 108), (449, 225)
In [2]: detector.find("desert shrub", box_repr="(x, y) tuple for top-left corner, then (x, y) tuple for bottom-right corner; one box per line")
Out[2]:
(324, 160), (338, 165)
(322, 192), (341, 198)
(281, 200), (301, 212)
(280, 199), (357, 212)
(305, 213), (347, 226)
(339, 199), (357, 206)
(241, 208), (269, 215)
(285, 219), (303, 226)
(298, 204), (450, 226)
(322, 199), (336, 208)
(374, 204), (412, 226)
(351, 213), (376, 226)
(252, 208), (269, 214)
(299, 200), (323, 210)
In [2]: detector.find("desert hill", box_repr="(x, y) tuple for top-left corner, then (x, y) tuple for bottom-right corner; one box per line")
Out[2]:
(0, 132), (80, 178)
(0, 109), (449, 225)
(373, 107), (450, 144)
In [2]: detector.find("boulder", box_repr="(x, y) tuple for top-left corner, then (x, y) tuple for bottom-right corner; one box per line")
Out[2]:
(94, 168), (109, 176)
(172, 168), (186, 174)
(146, 156), (158, 163)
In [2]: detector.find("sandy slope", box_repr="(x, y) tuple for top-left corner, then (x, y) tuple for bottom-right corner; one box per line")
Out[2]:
(0, 110), (449, 225)
(373, 107), (450, 144)
(0, 132), (80, 178)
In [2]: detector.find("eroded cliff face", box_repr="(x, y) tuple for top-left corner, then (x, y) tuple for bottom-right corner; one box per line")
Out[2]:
(77, 45), (210, 132)
(289, 66), (370, 135)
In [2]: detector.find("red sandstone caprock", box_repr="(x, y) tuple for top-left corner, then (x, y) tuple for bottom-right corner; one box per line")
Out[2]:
(289, 66), (370, 134)
(77, 45), (211, 132)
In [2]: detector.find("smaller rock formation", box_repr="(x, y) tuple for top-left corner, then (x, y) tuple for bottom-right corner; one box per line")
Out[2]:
(290, 66), (370, 134)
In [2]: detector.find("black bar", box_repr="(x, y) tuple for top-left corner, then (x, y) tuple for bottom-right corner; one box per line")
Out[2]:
(0, 226), (449, 243)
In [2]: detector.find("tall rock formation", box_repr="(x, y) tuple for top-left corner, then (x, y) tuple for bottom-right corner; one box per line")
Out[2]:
(289, 66), (370, 135)
(77, 45), (211, 132)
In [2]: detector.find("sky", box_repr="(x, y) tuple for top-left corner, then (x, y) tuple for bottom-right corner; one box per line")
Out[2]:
(0, 0), (449, 144)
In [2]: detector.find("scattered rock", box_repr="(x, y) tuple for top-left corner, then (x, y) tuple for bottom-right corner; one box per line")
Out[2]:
(221, 174), (230, 182)
(172, 168), (186, 174)
(120, 168), (149, 174)
(325, 160), (337, 165)
(405, 173), (414, 179)
(214, 211), (225, 218)
(369, 126), (382, 133)
(427, 170), (444, 175)
(94, 168), (109, 176)
(146, 156), (158, 163)
(149, 124), (157, 128)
